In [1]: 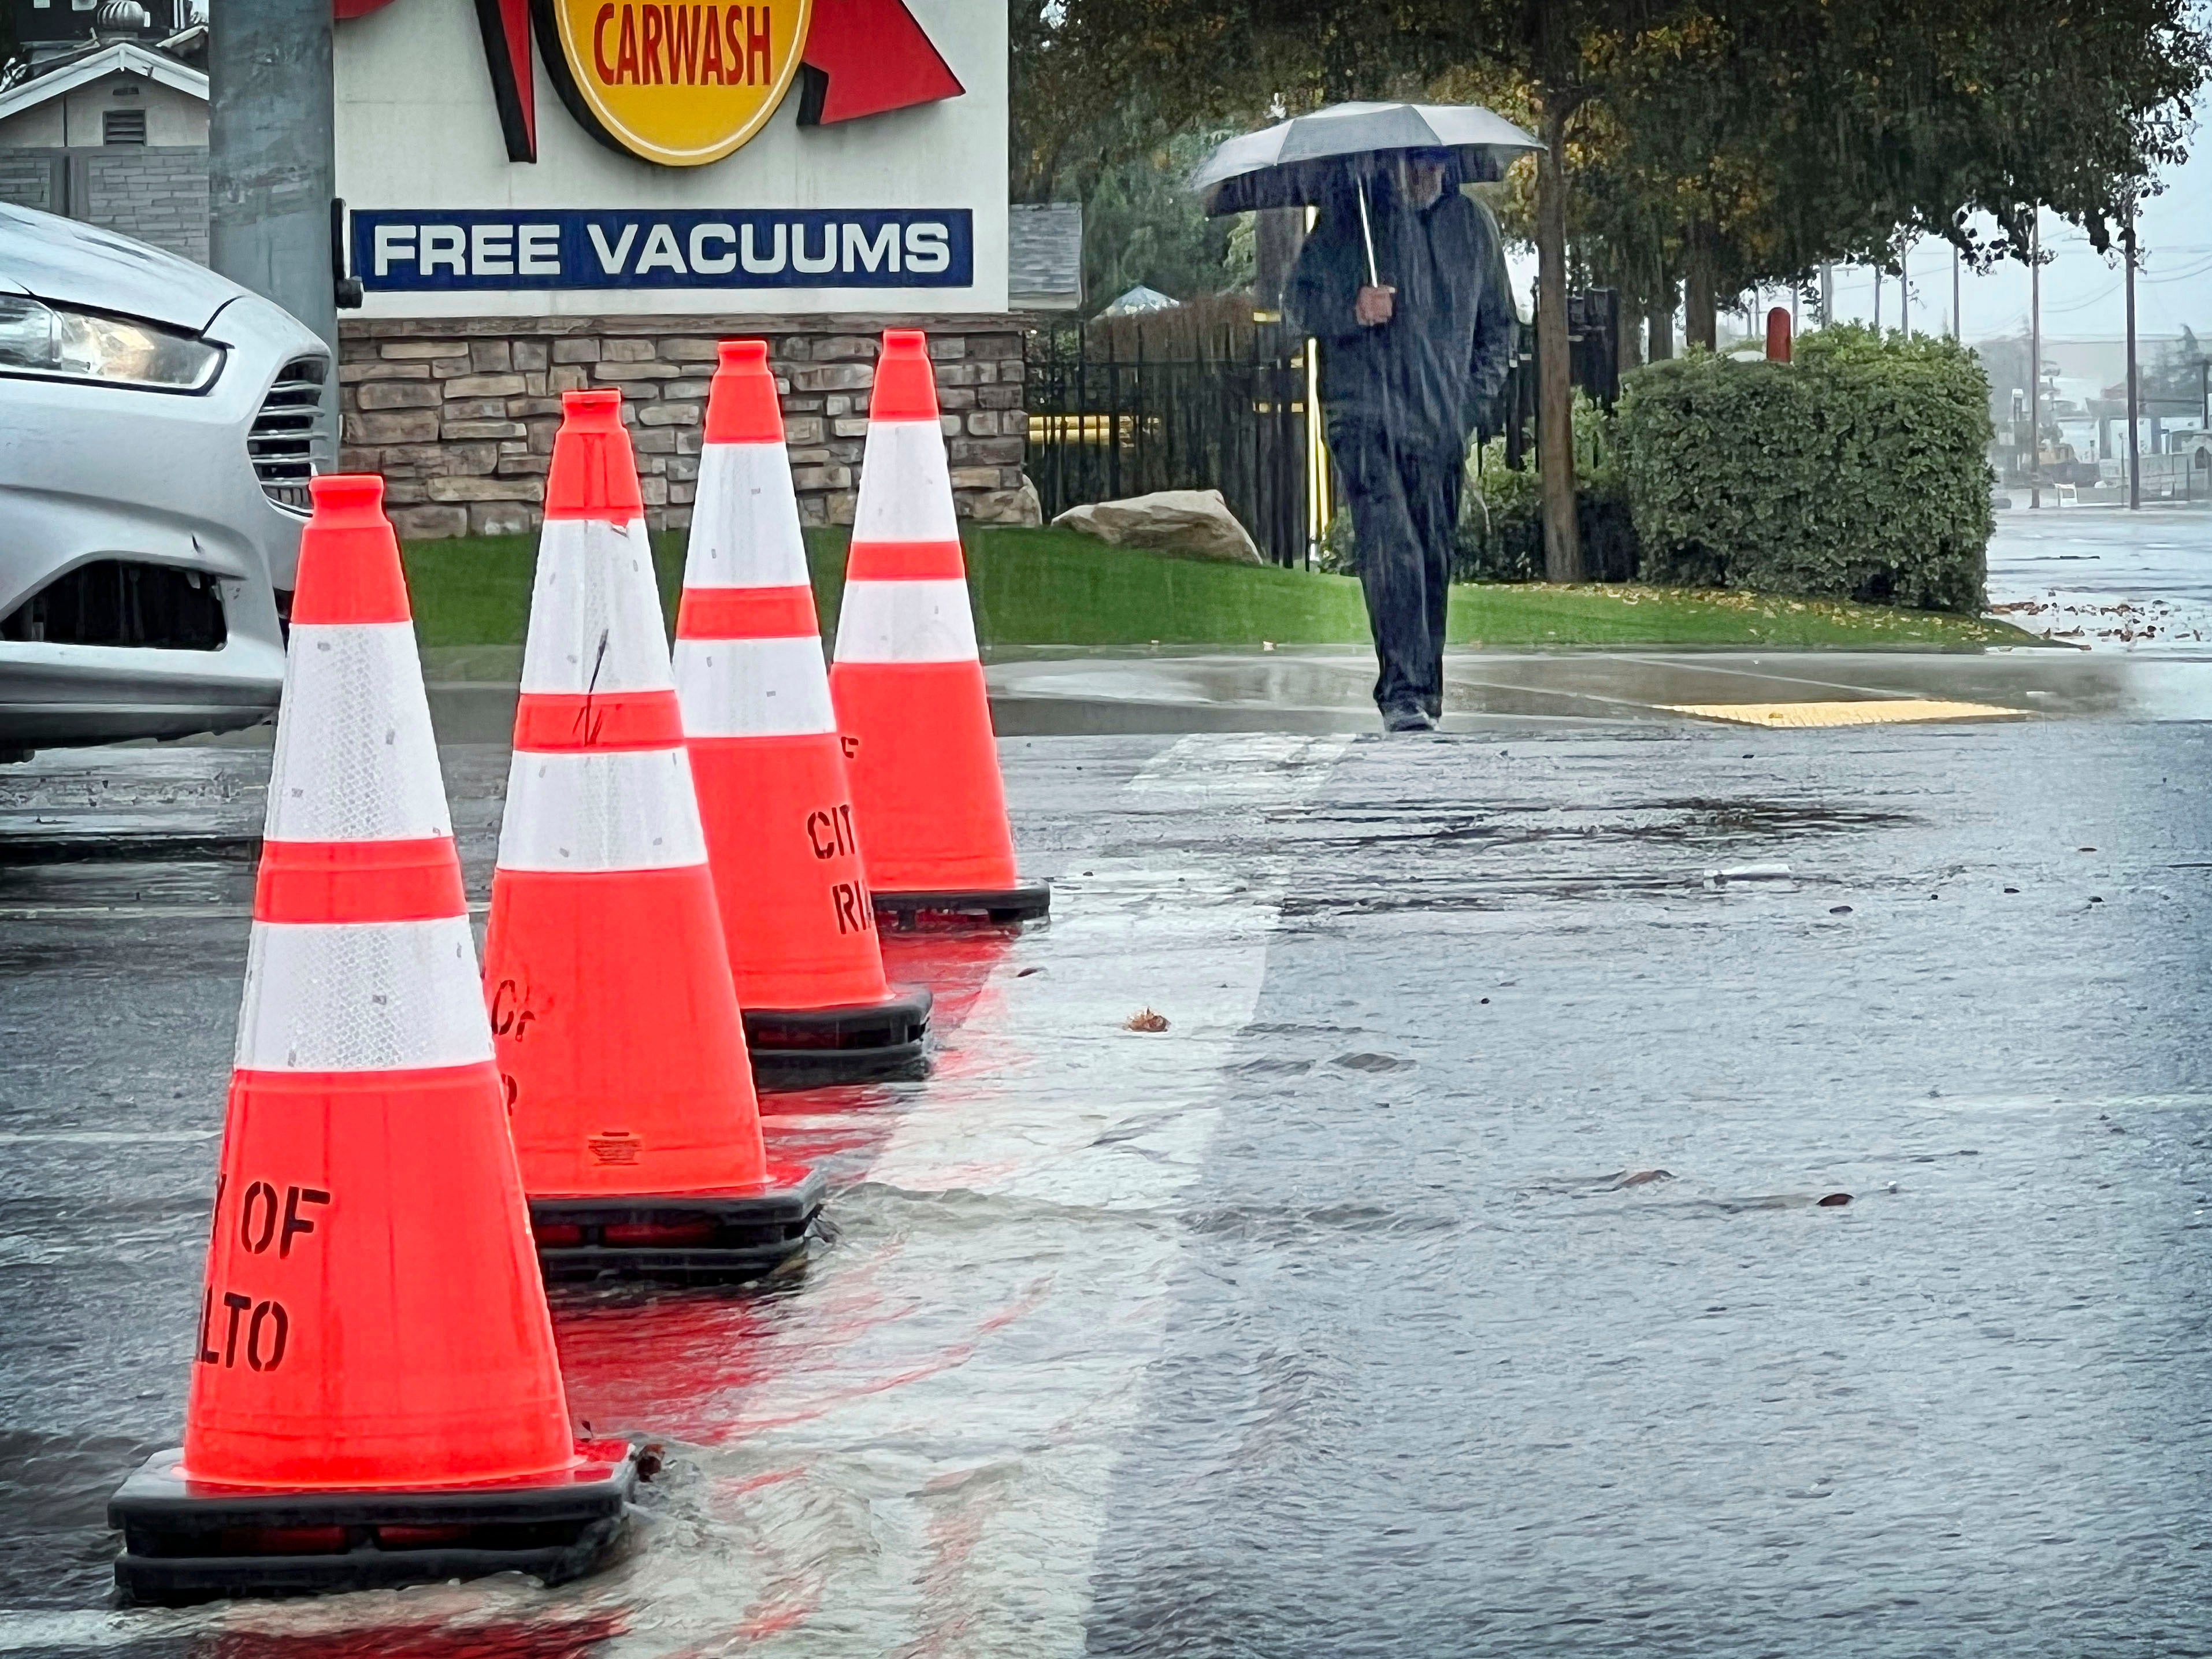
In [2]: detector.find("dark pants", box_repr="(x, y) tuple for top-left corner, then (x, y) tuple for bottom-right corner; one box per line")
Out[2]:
(1331, 426), (1464, 714)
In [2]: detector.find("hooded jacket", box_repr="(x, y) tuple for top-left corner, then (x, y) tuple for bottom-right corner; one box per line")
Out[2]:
(1286, 169), (1518, 455)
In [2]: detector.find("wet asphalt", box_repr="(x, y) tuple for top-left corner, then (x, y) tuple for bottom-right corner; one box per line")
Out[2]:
(1985, 502), (2212, 648)
(2, 708), (2209, 1657)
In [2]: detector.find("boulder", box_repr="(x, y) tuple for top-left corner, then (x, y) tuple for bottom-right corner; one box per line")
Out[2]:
(1051, 488), (1263, 564)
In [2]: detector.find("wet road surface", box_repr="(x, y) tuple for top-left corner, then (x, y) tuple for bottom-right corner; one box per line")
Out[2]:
(3, 719), (2211, 1656)
(1986, 503), (2212, 648)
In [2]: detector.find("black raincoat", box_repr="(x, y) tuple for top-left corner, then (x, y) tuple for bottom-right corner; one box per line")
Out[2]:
(1286, 172), (1517, 453)
(1286, 170), (1517, 718)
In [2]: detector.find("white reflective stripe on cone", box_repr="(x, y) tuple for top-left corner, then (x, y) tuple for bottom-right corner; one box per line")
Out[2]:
(265, 622), (453, 843)
(497, 745), (708, 871)
(685, 443), (811, 589)
(519, 517), (675, 696)
(852, 419), (959, 546)
(831, 578), (979, 665)
(674, 636), (838, 737)
(234, 915), (494, 1071)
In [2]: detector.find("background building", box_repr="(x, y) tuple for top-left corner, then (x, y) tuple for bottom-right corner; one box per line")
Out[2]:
(0, 2), (206, 260)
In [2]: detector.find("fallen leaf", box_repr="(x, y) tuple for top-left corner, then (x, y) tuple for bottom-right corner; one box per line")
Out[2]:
(1124, 1008), (1169, 1033)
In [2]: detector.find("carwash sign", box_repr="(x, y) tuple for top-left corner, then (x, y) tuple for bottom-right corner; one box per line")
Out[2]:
(543, 0), (811, 165)
(353, 208), (973, 292)
(333, 0), (964, 165)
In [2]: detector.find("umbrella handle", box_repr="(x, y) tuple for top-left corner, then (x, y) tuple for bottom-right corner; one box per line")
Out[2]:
(1355, 175), (1380, 288)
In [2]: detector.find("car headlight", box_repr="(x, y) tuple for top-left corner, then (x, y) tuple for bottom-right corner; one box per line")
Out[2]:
(0, 294), (223, 391)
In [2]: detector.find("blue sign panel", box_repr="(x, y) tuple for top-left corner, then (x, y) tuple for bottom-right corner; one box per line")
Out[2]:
(351, 208), (974, 292)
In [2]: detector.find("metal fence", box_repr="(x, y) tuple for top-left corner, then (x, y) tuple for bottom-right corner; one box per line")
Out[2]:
(1024, 290), (1622, 569)
(1025, 322), (1313, 565)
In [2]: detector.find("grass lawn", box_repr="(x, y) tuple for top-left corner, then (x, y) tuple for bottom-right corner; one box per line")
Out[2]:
(400, 524), (2045, 652)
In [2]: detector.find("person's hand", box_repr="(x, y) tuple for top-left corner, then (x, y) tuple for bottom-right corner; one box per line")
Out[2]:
(1355, 284), (1396, 327)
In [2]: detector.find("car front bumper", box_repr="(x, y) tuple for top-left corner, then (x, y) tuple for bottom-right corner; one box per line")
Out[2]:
(0, 291), (326, 752)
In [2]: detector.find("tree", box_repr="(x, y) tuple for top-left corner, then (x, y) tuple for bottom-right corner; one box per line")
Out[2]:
(1078, 117), (1252, 309)
(1581, 0), (2212, 343)
(1041, 0), (1634, 578)
(1026, 0), (2210, 563)
(2145, 326), (2209, 413)
(1011, 6), (1256, 312)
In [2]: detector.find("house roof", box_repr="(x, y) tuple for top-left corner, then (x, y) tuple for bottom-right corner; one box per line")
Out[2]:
(1102, 284), (1179, 316)
(0, 40), (207, 126)
(1009, 202), (1083, 313)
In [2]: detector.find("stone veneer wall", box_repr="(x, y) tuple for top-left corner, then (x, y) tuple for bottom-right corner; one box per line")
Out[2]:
(0, 146), (210, 263)
(335, 314), (1037, 540)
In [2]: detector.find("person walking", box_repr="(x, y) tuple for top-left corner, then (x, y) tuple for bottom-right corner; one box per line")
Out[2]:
(1287, 151), (1517, 732)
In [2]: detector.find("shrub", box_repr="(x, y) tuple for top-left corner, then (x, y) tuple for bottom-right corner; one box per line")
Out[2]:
(1615, 325), (1995, 612)
(1457, 395), (1639, 582)
(1321, 394), (1641, 584)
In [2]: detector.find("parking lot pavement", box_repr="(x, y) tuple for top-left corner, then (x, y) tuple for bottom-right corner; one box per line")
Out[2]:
(407, 643), (2212, 743)
(1985, 503), (2212, 648)
(3, 719), (2210, 1656)
(985, 642), (2212, 730)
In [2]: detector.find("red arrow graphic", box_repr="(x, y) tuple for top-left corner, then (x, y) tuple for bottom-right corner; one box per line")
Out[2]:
(795, 0), (964, 126)
(479, 0), (536, 162)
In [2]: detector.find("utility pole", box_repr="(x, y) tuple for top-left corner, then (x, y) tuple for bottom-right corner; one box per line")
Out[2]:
(1899, 242), (1910, 337)
(1873, 267), (1881, 332)
(2029, 211), (2042, 509)
(1820, 263), (1834, 325)
(209, 0), (339, 460)
(1952, 242), (1962, 339)
(2125, 201), (2141, 512)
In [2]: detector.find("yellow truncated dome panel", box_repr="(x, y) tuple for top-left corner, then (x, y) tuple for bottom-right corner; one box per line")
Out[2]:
(544, 0), (815, 166)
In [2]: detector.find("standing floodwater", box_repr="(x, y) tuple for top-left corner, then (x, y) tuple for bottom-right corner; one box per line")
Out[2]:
(2, 723), (2210, 1655)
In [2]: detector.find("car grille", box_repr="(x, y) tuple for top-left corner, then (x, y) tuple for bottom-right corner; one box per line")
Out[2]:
(249, 356), (329, 513)
(1, 561), (225, 651)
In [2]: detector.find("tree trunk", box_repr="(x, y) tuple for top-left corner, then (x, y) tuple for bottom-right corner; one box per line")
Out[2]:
(1684, 216), (1718, 351)
(1535, 101), (1580, 583)
(1253, 207), (1307, 316)
(1647, 280), (1675, 360)
(1617, 300), (1645, 380)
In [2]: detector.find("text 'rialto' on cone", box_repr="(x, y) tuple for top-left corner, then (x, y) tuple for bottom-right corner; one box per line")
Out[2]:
(107, 473), (635, 1606)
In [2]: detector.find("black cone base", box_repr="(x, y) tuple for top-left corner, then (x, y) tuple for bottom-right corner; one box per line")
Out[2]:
(873, 879), (1051, 929)
(529, 1166), (826, 1285)
(109, 1440), (639, 1606)
(744, 986), (932, 1085)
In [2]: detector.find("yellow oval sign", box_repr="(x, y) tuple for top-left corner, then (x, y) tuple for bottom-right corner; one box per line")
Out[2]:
(541, 0), (815, 167)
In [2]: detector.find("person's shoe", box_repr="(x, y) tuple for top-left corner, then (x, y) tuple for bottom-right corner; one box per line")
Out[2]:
(1381, 702), (1434, 733)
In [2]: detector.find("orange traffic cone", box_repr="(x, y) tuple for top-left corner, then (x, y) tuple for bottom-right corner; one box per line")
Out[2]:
(107, 475), (634, 1606)
(827, 329), (1050, 926)
(676, 340), (931, 1080)
(483, 390), (822, 1282)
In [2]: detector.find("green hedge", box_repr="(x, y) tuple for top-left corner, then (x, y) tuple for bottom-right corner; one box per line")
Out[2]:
(1615, 326), (1995, 612)
(1457, 395), (1641, 582)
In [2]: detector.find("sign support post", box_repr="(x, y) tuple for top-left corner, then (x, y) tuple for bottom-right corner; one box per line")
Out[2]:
(210, 0), (337, 467)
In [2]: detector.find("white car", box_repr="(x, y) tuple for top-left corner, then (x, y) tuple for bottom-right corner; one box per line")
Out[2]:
(0, 203), (329, 758)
